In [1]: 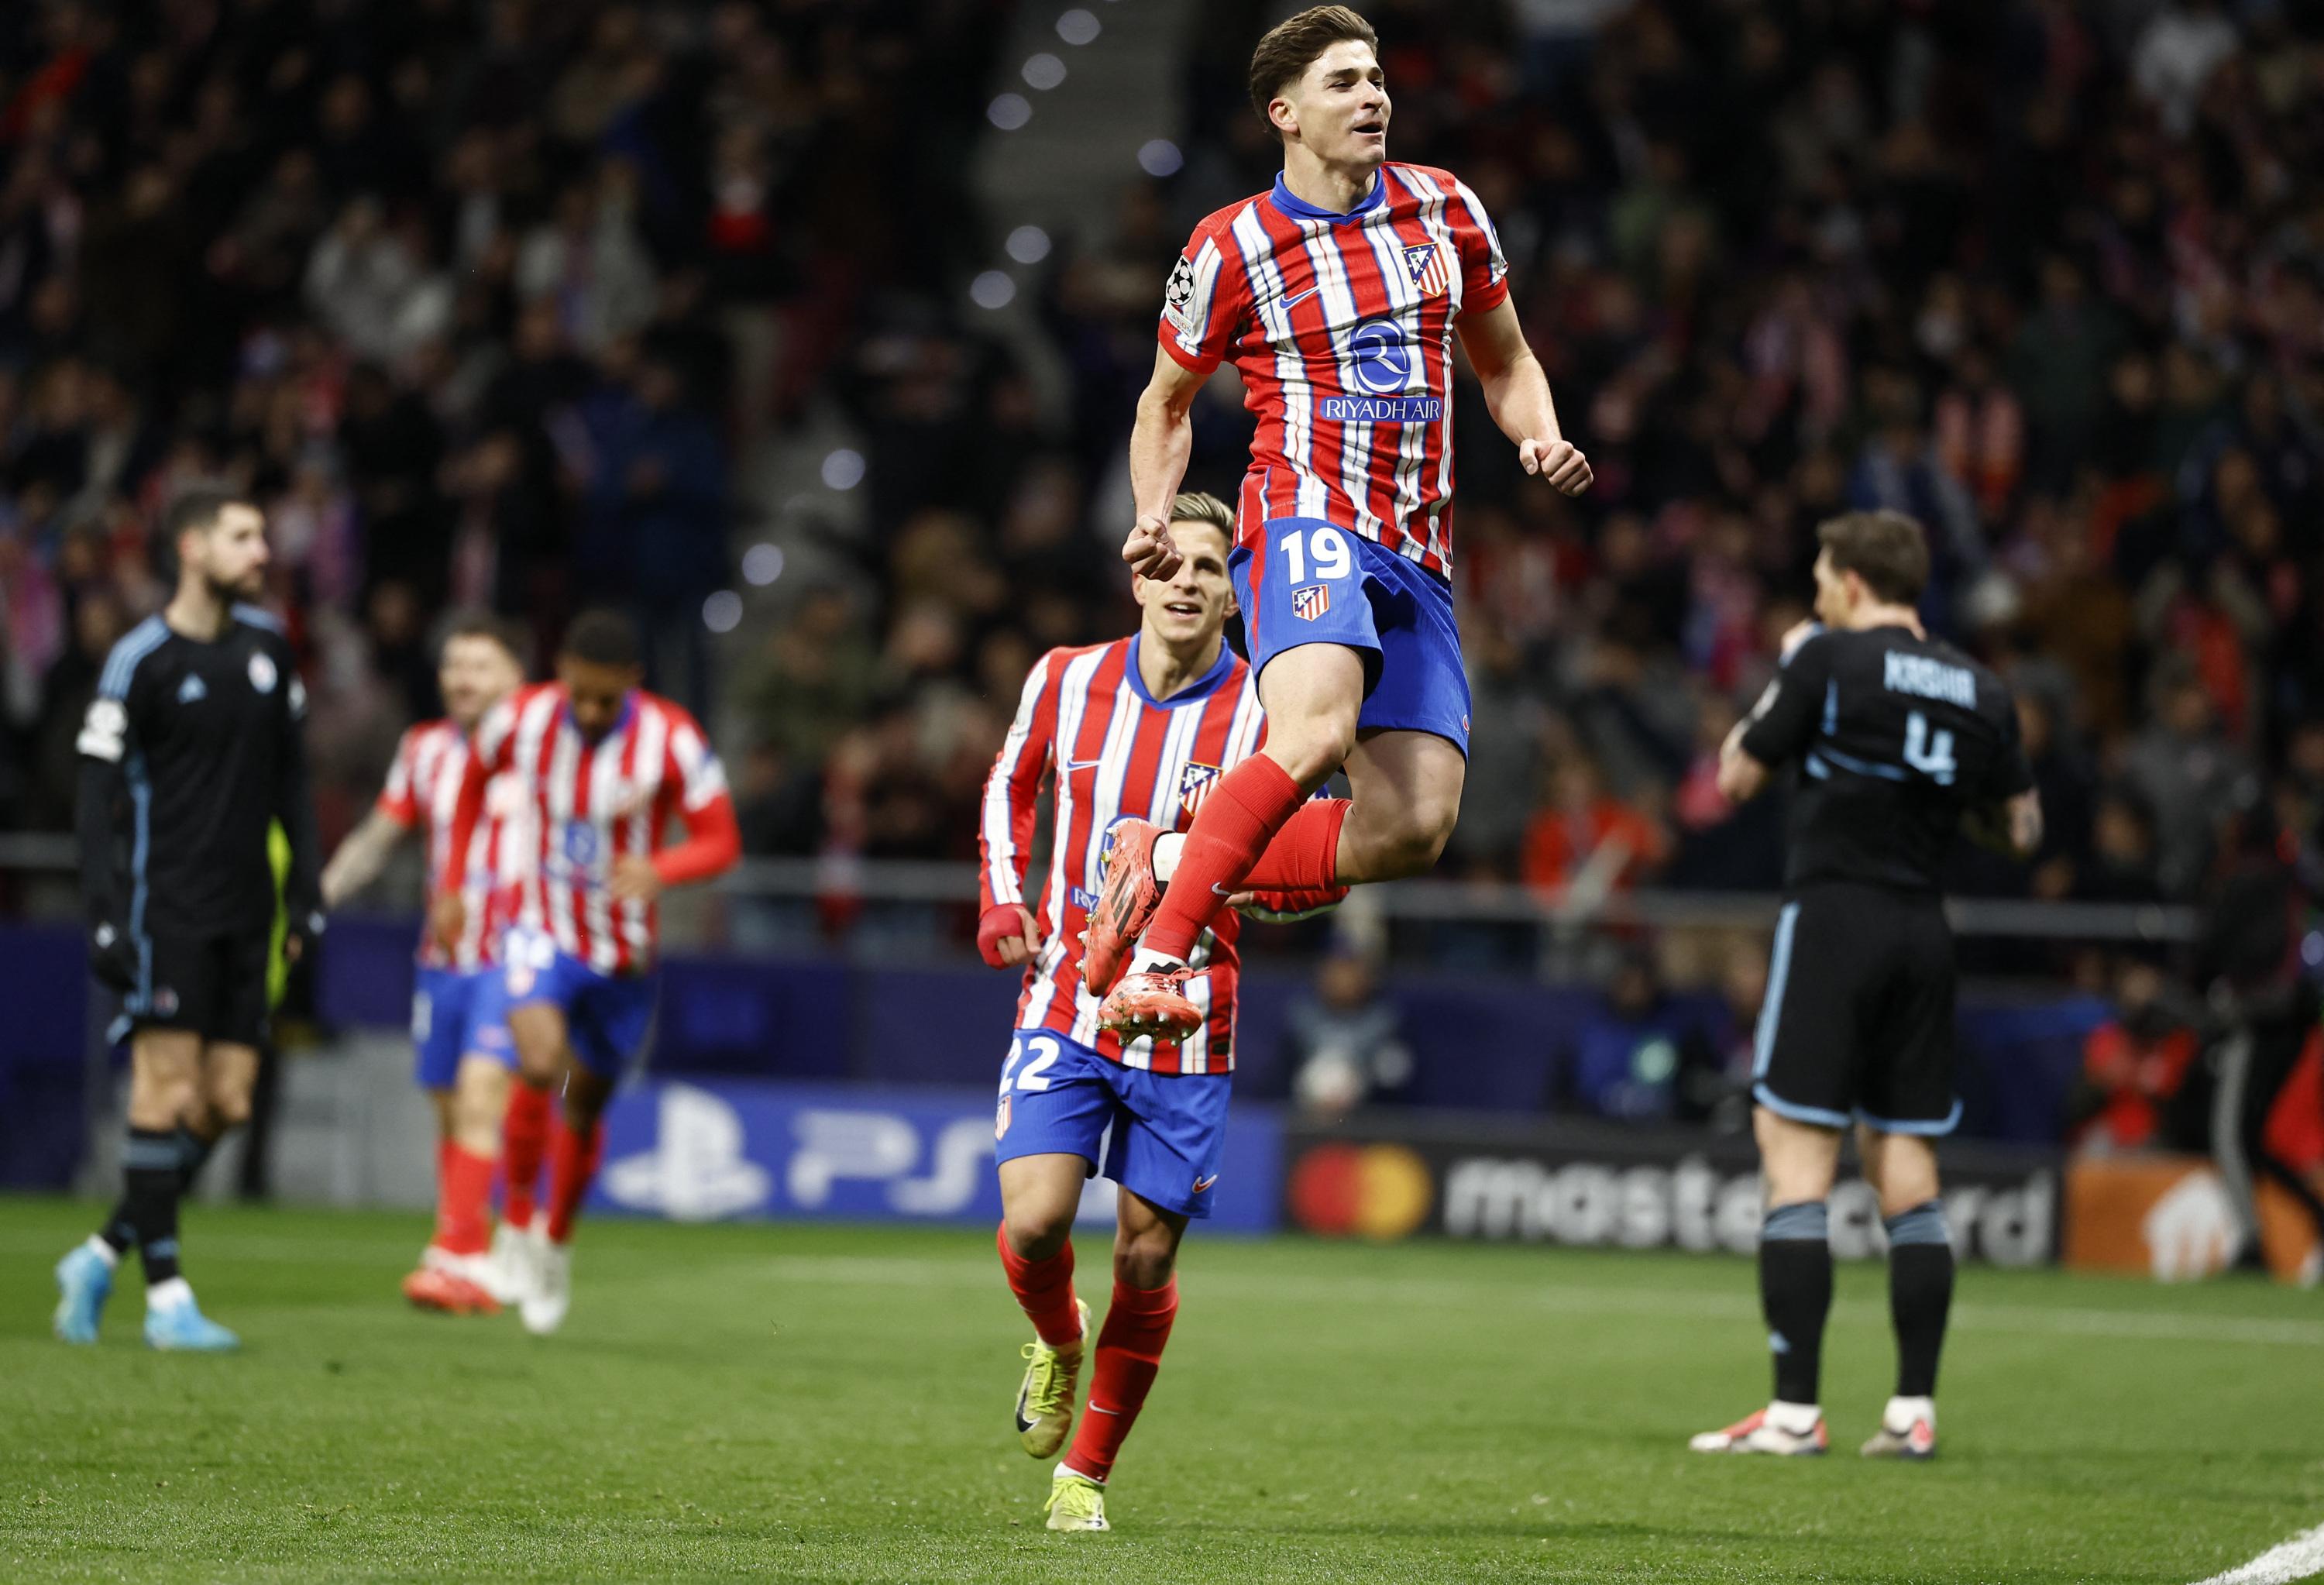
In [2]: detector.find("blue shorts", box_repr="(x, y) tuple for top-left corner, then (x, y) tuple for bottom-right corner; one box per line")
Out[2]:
(1230, 518), (1471, 755)
(499, 928), (658, 1080)
(411, 967), (512, 1091)
(992, 1032), (1233, 1219)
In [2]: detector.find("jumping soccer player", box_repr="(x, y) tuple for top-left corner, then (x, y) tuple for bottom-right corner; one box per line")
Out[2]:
(979, 492), (1344, 1533)
(1690, 511), (2042, 1460)
(1085, 5), (1591, 1042)
(434, 609), (739, 1335)
(55, 489), (324, 1350)
(321, 616), (527, 1314)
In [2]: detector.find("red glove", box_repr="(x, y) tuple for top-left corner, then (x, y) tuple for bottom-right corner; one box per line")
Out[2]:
(978, 904), (1039, 968)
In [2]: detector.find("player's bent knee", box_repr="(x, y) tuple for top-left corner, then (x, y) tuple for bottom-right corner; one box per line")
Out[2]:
(1269, 721), (1358, 790)
(1112, 1239), (1177, 1291)
(129, 1078), (201, 1131)
(1361, 802), (1457, 880)
(1393, 806), (1457, 874)
(1003, 1208), (1074, 1260)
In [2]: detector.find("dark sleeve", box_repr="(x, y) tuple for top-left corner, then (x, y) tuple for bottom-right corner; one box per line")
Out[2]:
(275, 653), (325, 933)
(1737, 634), (1833, 769)
(1982, 684), (2036, 800)
(77, 758), (126, 930)
(74, 668), (137, 932)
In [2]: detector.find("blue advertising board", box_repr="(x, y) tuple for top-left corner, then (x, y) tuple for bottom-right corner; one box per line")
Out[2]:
(589, 1078), (1285, 1233)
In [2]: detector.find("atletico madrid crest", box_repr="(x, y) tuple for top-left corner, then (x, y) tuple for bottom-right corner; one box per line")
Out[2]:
(1179, 762), (1222, 818)
(1291, 583), (1331, 622)
(1404, 242), (1449, 297)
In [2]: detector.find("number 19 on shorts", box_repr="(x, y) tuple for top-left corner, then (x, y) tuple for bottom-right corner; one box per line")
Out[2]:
(1277, 524), (1353, 584)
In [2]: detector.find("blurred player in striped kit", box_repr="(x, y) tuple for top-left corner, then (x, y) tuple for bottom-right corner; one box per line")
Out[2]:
(978, 492), (1345, 1532)
(433, 610), (739, 1334)
(1085, 6), (1592, 1041)
(321, 616), (528, 1315)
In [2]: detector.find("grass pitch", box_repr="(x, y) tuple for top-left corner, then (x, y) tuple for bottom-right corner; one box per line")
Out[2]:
(2, 1199), (2319, 1583)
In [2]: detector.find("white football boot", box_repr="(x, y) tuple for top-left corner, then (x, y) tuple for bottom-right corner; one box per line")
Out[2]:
(1690, 1402), (1828, 1455)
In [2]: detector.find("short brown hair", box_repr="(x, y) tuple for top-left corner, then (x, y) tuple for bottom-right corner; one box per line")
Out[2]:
(1169, 490), (1236, 540)
(1249, 6), (1378, 129)
(440, 611), (528, 668)
(1816, 510), (1930, 605)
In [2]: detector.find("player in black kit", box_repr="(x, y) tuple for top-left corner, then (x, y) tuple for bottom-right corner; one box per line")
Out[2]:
(53, 489), (325, 1351)
(1688, 510), (2042, 1461)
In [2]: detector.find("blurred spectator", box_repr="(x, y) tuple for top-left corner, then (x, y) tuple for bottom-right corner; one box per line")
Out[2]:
(576, 352), (729, 715)
(2124, 655), (2250, 896)
(2077, 785), (2168, 905)
(735, 741), (825, 859)
(1522, 754), (1666, 901)
(2068, 957), (2208, 1155)
(0, 0), (2320, 986)
(23, 583), (125, 830)
(1283, 945), (1413, 1118)
(1561, 947), (1727, 1124)
(2196, 790), (2324, 1268)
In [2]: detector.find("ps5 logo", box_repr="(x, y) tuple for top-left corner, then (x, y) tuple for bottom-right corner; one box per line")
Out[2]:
(601, 1084), (772, 1220)
(787, 1109), (995, 1215)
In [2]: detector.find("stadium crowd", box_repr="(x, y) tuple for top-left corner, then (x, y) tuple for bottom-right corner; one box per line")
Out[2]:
(2, 0), (2322, 956)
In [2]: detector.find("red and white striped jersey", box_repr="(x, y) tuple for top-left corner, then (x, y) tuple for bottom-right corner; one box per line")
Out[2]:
(472, 682), (731, 976)
(1158, 163), (1509, 577)
(377, 720), (521, 971)
(980, 637), (1264, 1074)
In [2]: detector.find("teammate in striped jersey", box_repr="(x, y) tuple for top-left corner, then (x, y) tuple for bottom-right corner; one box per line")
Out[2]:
(321, 615), (527, 1316)
(1088, 6), (1593, 1040)
(979, 492), (1345, 1534)
(433, 610), (740, 1335)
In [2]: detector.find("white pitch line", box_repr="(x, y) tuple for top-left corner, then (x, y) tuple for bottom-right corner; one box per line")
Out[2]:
(5, 1233), (2319, 1349)
(755, 1256), (2324, 1349)
(2189, 1521), (2324, 1585)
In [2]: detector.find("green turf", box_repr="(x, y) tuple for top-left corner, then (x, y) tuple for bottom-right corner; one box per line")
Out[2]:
(2, 1198), (2319, 1583)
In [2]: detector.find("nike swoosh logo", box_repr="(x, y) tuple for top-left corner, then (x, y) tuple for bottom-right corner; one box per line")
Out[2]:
(1211, 883), (1236, 897)
(1062, 760), (1104, 772)
(1280, 286), (1321, 312)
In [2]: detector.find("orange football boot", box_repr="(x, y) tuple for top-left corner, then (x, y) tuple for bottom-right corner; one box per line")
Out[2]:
(1081, 817), (1167, 995)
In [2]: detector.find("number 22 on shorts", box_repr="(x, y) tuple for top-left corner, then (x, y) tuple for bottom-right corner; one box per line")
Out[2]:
(1277, 524), (1353, 584)
(999, 1033), (1062, 1094)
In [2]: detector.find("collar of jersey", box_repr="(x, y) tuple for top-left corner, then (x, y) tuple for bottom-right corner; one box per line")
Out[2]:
(1269, 169), (1386, 226)
(1125, 634), (1233, 709)
(560, 688), (637, 742)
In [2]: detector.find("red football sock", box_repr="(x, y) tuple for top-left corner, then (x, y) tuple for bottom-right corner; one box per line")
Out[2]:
(438, 1144), (496, 1257)
(501, 1081), (552, 1230)
(1144, 756), (1307, 962)
(997, 1223), (1085, 1348)
(543, 1110), (604, 1245)
(1233, 798), (1349, 891)
(428, 1137), (456, 1250)
(1061, 1277), (1179, 1484)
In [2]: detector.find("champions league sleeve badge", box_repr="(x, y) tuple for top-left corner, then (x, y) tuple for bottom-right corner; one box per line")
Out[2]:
(1164, 254), (1197, 331)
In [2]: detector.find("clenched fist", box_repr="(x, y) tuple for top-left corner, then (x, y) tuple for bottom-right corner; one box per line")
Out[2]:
(1121, 513), (1183, 580)
(1519, 436), (1593, 496)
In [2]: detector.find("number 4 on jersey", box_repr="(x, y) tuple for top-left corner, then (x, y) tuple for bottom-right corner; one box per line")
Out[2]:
(1903, 711), (1957, 786)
